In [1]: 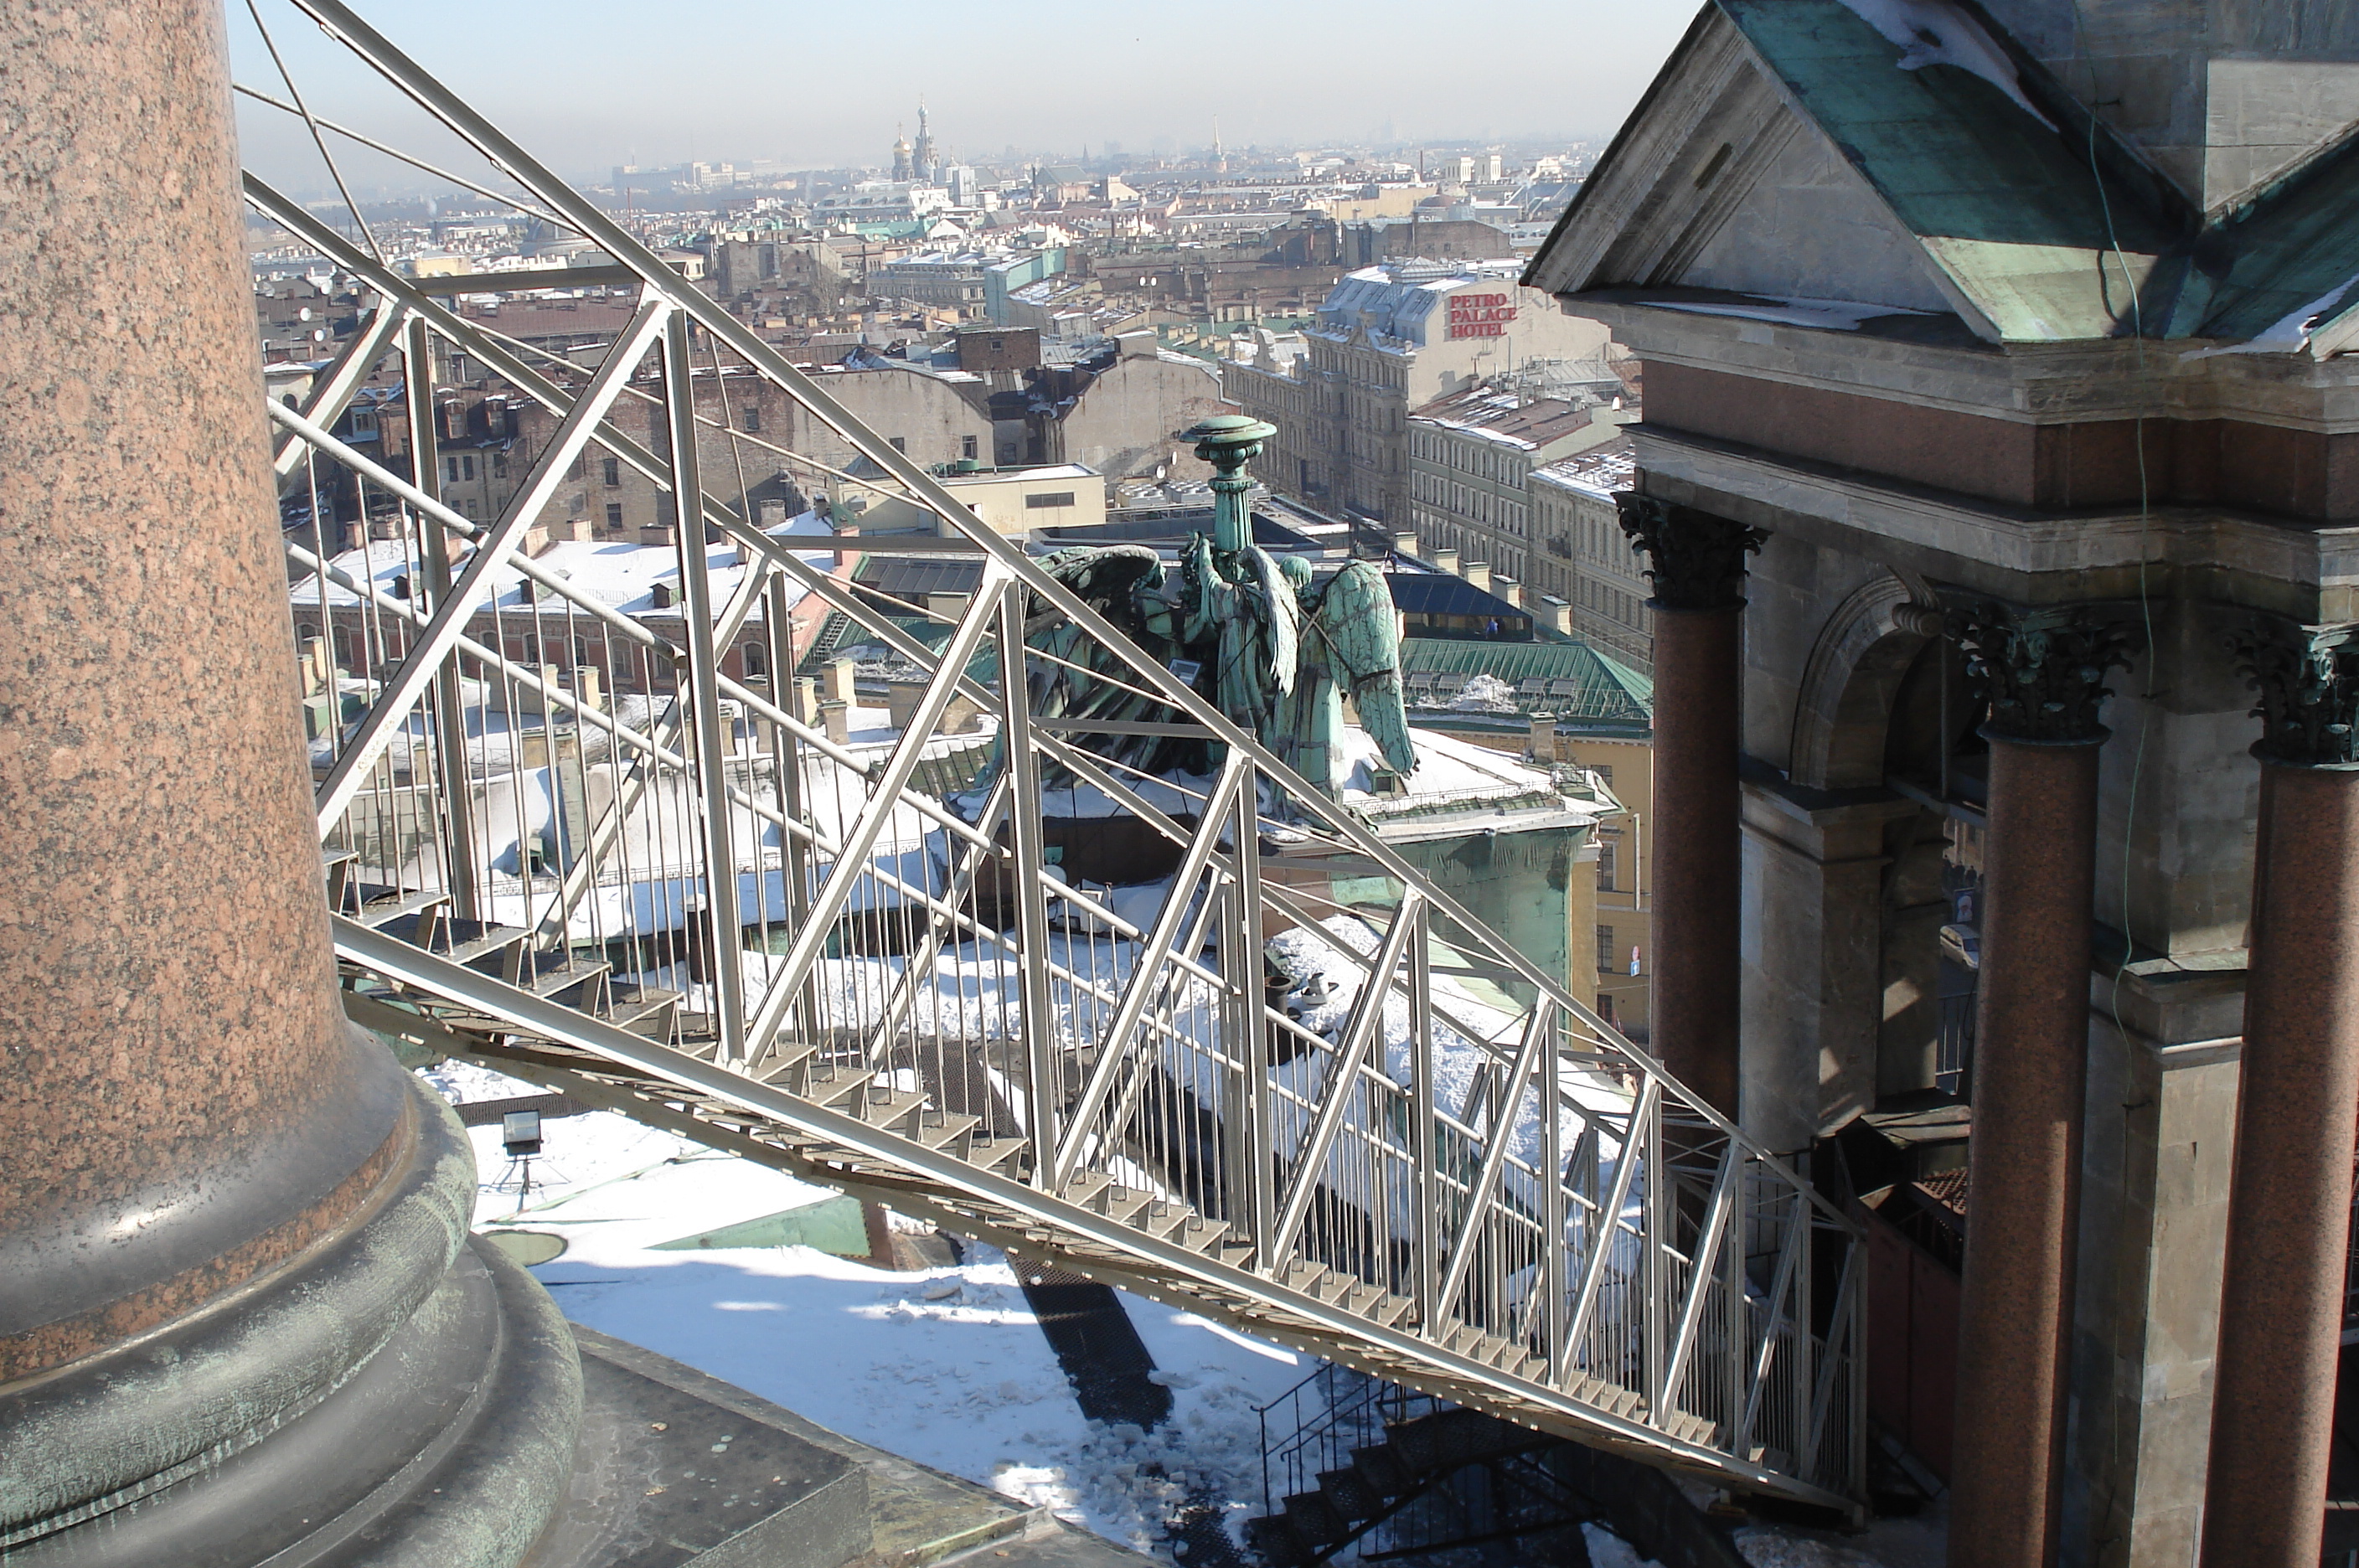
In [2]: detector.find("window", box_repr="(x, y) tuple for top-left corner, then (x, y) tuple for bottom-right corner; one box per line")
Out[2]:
(573, 637), (594, 668)
(492, 453), (508, 477)
(741, 405), (761, 434)
(989, 338), (1004, 351)
(741, 642), (768, 678)
(962, 435), (978, 461)
(605, 502), (624, 530)
(602, 456), (622, 487)
(890, 436), (906, 453)
(1597, 925), (1616, 976)
(1596, 842), (1617, 892)
(1591, 763), (1613, 787)
(570, 453), (586, 481)
(461, 454), (476, 482)
(444, 455), (461, 484)
(1024, 492), (1076, 510)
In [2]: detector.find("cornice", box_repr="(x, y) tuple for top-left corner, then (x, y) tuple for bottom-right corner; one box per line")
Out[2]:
(1556, 295), (2359, 432)
(1629, 423), (2359, 613)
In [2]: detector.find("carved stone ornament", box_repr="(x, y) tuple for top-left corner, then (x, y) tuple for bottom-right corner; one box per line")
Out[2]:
(1612, 493), (1768, 611)
(1945, 596), (2142, 745)
(2229, 616), (2359, 768)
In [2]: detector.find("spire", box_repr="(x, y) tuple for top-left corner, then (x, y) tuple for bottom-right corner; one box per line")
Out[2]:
(911, 98), (937, 184)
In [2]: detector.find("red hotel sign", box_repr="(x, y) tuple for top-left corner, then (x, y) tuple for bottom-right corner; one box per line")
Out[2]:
(1446, 292), (1517, 339)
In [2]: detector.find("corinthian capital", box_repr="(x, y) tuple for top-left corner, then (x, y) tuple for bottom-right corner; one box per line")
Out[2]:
(1612, 494), (1766, 612)
(2230, 616), (2359, 768)
(1945, 596), (2142, 745)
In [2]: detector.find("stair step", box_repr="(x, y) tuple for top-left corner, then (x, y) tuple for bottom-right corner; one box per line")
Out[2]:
(1240, 1515), (1315, 1568)
(1277, 1258), (1329, 1297)
(1097, 1187), (1156, 1226)
(1350, 1443), (1415, 1498)
(607, 990), (681, 1039)
(1281, 1490), (1347, 1545)
(910, 1109), (981, 1154)
(856, 1086), (931, 1135)
(755, 1042), (819, 1087)
(355, 888), (452, 930)
(1314, 1467), (1383, 1522)
(968, 1137), (1030, 1173)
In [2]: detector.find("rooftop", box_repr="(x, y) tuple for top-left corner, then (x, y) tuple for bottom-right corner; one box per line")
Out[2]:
(1407, 389), (1603, 451)
(1532, 436), (1637, 498)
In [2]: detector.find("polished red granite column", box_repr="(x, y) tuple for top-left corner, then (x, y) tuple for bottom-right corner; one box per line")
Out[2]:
(1943, 601), (2137, 1568)
(0, 0), (408, 1396)
(2201, 624), (2359, 1568)
(1613, 495), (1763, 1118)
(0, 4), (576, 1559)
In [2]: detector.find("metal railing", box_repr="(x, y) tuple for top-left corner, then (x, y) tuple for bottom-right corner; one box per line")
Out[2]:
(1258, 1364), (1443, 1516)
(243, 0), (1865, 1512)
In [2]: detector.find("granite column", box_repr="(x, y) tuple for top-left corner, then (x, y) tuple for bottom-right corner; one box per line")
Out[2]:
(1614, 495), (1763, 1117)
(0, 3), (577, 1560)
(2200, 620), (2359, 1568)
(1943, 600), (2139, 1568)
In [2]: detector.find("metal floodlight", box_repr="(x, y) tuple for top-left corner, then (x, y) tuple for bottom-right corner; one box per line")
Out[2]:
(501, 1109), (543, 1157)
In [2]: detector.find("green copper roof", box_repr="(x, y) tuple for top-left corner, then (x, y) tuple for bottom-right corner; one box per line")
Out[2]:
(1716, 0), (2189, 342)
(2169, 139), (2359, 342)
(1397, 637), (1653, 732)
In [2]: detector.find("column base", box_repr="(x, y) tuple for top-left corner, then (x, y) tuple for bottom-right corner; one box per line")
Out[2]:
(1, 1073), (581, 1567)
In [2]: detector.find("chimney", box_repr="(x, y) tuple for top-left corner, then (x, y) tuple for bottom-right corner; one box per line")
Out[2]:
(1433, 547), (1460, 575)
(1527, 711), (1556, 764)
(793, 675), (820, 726)
(1392, 530), (1417, 557)
(568, 663), (603, 714)
(824, 655), (858, 706)
(1463, 560), (1490, 593)
(1541, 595), (1574, 635)
(821, 699), (851, 745)
(298, 636), (329, 696)
(1493, 575), (1520, 608)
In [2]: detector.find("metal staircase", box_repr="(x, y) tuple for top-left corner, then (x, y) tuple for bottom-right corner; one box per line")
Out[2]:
(246, 0), (1864, 1519)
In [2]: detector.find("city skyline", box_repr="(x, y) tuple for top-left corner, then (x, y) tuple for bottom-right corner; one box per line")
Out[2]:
(227, 0), (1692, 199)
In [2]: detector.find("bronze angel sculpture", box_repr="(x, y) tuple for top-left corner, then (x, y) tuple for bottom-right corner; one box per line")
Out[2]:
(1002, 416), (1417, 807)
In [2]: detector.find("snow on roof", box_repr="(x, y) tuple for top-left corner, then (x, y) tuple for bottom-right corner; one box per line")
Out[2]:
(1407, 389), (1599, 450)
(1532, 436), (1636, 499)
(291, 517), (834, 617)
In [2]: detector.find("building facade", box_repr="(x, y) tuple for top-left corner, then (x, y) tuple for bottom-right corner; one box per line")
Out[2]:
(1531, 4), (2359, 1563)
(1225, 260), (1612, 525)
(1405, 388), (1627, 601)
(1531, 438), (1651, 672)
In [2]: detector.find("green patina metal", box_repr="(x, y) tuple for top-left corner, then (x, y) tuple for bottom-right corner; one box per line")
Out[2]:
(1563, 1), (2359, 351)
(987, 415), (1417, 805)
(1397, 638), (1653, 734)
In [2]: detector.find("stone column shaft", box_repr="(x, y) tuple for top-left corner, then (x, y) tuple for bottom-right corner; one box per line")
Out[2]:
(1614, 495), (1763, 1118)
(1941, 596), (2139, 1568)
(1653, 604), (1743, 1112)
(2201, 620), (2359, 1568)
(1947, 737), (2101, 1568)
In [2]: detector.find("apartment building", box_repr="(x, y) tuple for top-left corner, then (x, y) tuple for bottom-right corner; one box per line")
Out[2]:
(1226, 260), (1611, 524)
(1404, 388), (1627, 601)
(1531, 437), (1650, 673)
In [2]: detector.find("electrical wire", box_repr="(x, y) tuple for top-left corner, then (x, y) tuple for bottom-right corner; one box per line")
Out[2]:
(2065, 6), (2164, 1043)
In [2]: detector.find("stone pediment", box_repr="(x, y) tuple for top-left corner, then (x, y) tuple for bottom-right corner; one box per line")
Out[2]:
(1525, 8), (1959, 325)
(1528, 1), (2196, 345)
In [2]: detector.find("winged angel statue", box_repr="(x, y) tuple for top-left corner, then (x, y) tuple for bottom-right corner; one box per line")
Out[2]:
(1003, 415), (1417, 807)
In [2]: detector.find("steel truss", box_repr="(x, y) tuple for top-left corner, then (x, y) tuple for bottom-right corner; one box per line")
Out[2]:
(246, 0), (1864, 1512)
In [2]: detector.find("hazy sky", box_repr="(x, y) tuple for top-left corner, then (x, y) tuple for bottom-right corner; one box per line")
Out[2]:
(229, 0), (1695, 198)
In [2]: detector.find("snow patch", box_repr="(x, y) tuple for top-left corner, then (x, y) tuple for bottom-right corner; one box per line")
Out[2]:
(1835, 0), (2057, 130)
(1652, 297), (1937, 333)
(2181, 270), (2359, 358)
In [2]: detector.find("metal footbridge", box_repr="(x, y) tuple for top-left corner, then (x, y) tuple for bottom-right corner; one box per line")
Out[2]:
(249, 0), (1864, 1516)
